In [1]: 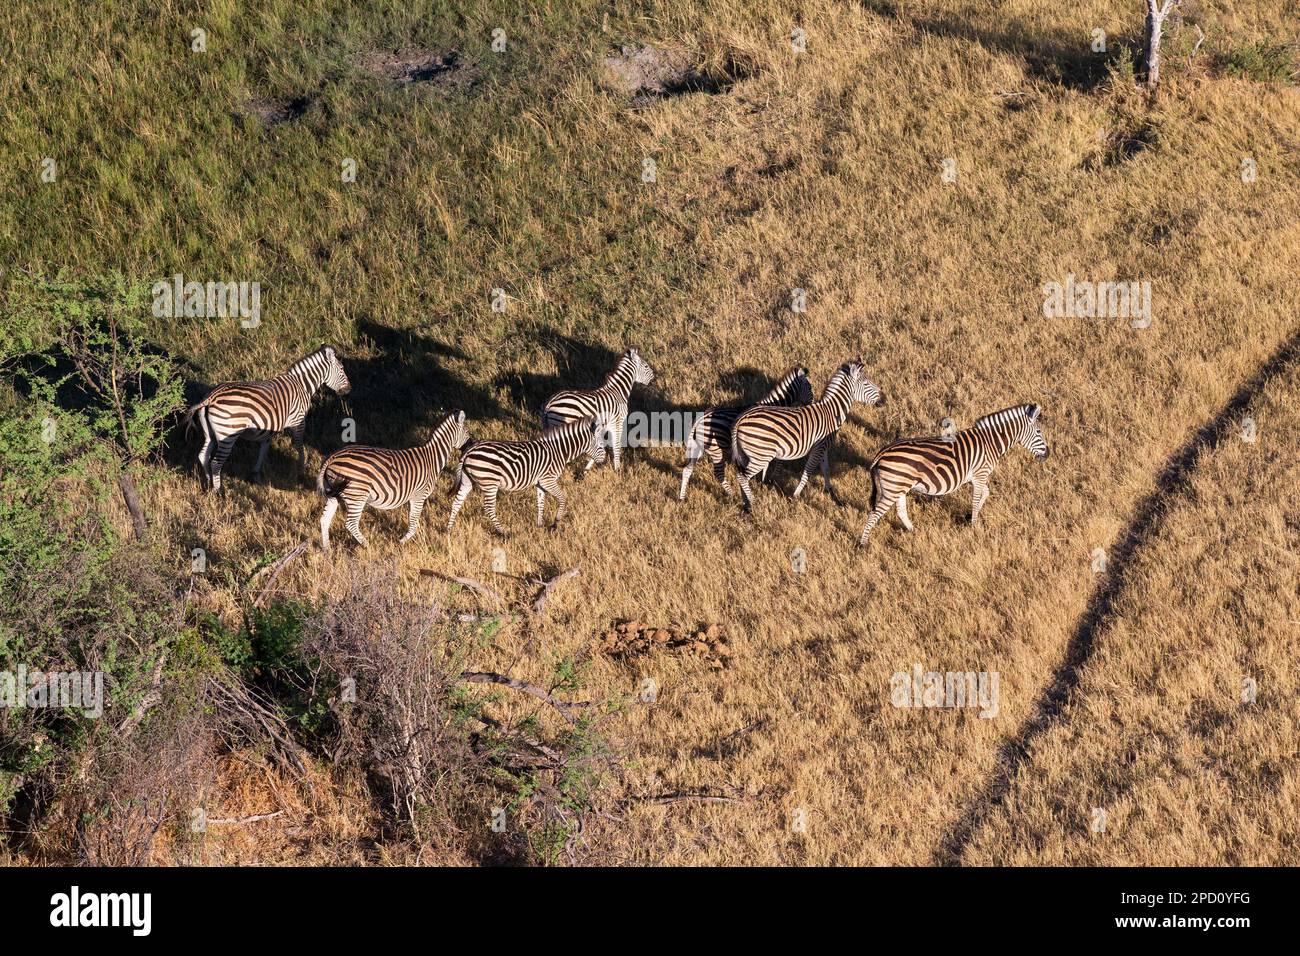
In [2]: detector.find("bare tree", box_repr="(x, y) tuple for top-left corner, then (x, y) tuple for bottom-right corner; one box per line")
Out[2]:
(1143, 0), (1181, 90)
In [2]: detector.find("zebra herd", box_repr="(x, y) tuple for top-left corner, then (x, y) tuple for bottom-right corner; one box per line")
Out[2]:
(183, 345), (1050, 552)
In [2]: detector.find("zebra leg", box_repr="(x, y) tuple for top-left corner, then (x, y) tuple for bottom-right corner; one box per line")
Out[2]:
(400, 496), (427, 544)
(794, 438), (828, 498)
(482, 487), (506, 537)
(679, 449), (700, 501)
(970, 480), (990, 523)
(736, 469), (758, 513)
(711, 450), (732, 496)
(821, 436), (844, 506)
(896, 494), (914, 531)
(291, 424), (306, 477)
(541, 477), (566, 527)
(610, 414), (624, 472)
(251, 439), (270, 482)
(535, 485), (546, 527)
(210, 438), (238, 491)
(320, 496), (339, 553)
(858, 491), (897, 548)
(446, 475), (472, 533)
(343, 497), (369, 547)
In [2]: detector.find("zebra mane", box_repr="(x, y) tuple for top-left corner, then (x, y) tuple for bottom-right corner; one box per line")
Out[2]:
(286, 345), (332, 375)
(819, 363), (857, 400)
(758, 366), (809, 405)
(426, 410), (462, 442)
(974, 404), (1034, 429)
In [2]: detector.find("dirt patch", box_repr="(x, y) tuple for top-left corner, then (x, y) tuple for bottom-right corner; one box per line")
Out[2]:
(599, 45), (752, 103)
(596, 621), (733, 668)
(358, 48), (482, 90)
(243, 95), (313, 126)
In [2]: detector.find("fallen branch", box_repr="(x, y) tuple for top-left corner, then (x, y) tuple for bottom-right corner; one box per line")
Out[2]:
(635, 790), (747, 806)
(420, 570), (505, 605)
(459, 670), (593, 724)
(117, 651), (169, 737)
(205, 810), (285, 825)
(532, 566), (581, 615)
(251, 541), (309, 608)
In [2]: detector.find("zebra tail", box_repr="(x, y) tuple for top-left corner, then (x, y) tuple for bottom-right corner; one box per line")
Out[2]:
(317, 464), (345, 499)
(730, 430), (749, 475)
(181, 398), (206, 440)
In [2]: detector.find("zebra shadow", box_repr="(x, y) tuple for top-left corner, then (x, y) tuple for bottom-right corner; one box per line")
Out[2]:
(339, 319), (512, 451)
(490, 332), (625, 424)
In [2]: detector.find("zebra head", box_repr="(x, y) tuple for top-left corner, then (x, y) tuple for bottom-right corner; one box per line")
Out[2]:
(844, 361), (885, 407)
(323, 346), (352, 396)
(787, 367), (815, 405)
(1020, 404), (1049, 460)
(449, 410), (471, 449)
(627, 348), (656, 386)
(585, 416), (609, 467)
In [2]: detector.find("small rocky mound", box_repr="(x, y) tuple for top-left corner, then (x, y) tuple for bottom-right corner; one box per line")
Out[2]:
(597, 621), (732, 668)
(599, 45), (750, 103)
(358, 48), (481, 90)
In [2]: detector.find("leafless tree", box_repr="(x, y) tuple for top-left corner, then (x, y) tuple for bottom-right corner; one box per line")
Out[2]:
(1143, 0), (1181, 90)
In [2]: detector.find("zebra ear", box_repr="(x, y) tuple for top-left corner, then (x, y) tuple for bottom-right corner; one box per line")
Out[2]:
(1028, 404), (1042, 421)
(456, 410), (465, 423)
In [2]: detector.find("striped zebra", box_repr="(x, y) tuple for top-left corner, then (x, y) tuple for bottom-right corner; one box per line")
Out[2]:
(184, 345), (352, 490)
(540, 348), (655, 472)
(858, 403), (1049, 548)
(446, 417), (607, 536)
(679, 366), (814, 500)
(316, 411), (470, 553)
(730, 361), (884, 512)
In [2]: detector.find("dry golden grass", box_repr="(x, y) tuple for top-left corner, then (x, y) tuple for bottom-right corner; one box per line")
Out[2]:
(10, 0), (1298, 864)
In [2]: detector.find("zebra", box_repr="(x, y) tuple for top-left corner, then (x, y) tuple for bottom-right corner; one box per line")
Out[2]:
(858, 403), (1049, 548)
(730, 361), (885, 513)
(446, 417), (607, 536)
(539, 348), (655, 472)
(183, 345), (352, 490)
(316, 411), (470, 553)
(679, 366), (814, 500)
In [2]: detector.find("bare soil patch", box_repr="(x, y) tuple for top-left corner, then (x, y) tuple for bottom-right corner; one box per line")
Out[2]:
(358, 48), (482, 90)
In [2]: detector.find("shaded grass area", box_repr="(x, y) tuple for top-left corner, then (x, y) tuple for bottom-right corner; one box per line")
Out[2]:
(3, 0), (1299, 864)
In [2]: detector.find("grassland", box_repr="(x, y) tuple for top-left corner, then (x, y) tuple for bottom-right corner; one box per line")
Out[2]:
(2, 0), (1297, 864)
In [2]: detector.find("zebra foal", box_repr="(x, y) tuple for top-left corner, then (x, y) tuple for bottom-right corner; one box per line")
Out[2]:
(317, 411), (470, 553)
(858, 403), (1049, 548)
(540, 348), (655, 472)
(730, 361), (885, 512)
(184, 345), (352, 490)
(679, 366), (814, 500)
(446, 417), (607, 536)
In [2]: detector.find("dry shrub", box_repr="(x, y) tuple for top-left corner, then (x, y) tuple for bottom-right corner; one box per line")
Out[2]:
(298, 568), (521, 861)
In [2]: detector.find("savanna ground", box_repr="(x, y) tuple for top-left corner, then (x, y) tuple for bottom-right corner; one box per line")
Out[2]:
(1, 0), (1297, 865)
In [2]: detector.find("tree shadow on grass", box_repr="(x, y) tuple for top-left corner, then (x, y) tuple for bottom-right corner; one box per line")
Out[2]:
(934, 327), (1300, 865)
(858, 0), (1129, 93)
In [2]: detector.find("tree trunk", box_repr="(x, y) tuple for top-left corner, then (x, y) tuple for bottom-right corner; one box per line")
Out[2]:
(118, 470), (147, 540)
(1143, 3), (1168, 90)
